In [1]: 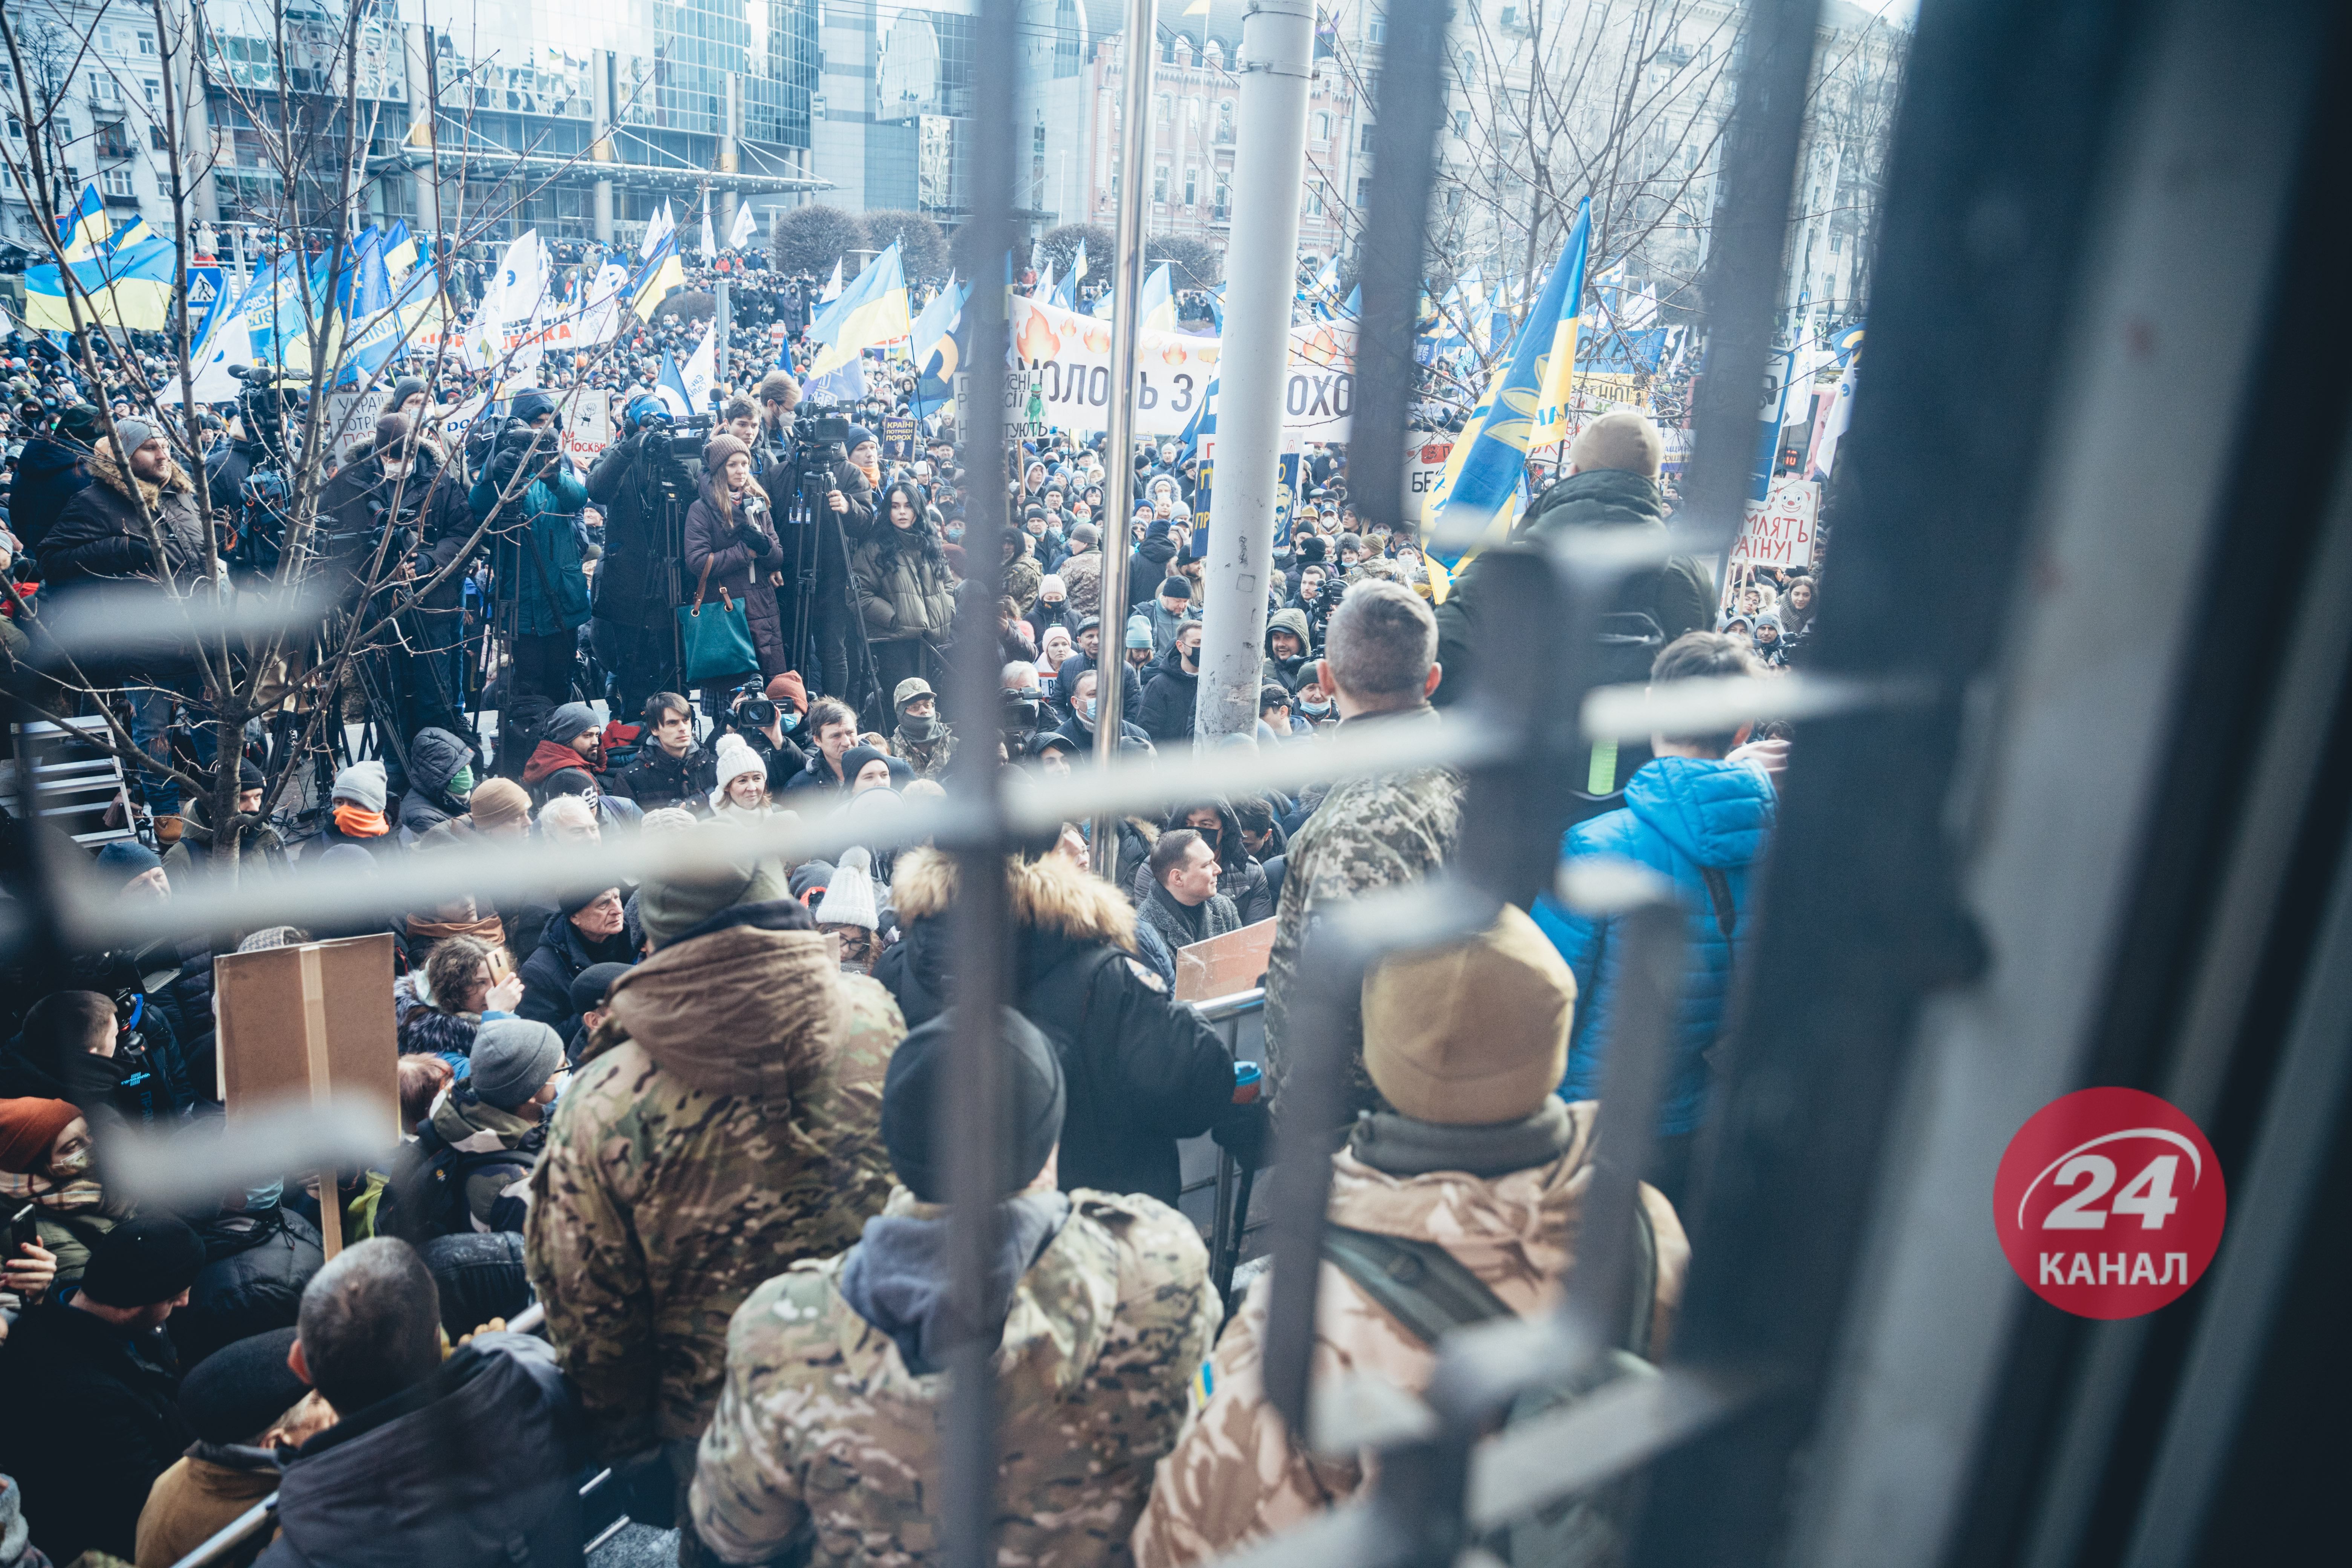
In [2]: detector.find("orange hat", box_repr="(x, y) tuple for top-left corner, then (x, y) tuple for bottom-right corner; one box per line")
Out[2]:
(0, 1097), (81, 1174)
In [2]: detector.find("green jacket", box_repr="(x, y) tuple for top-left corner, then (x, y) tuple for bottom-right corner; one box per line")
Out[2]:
(1430, 467), (1714, 710)
(525, 913), (907, 1459)
(689, 1187), (1217, 1568)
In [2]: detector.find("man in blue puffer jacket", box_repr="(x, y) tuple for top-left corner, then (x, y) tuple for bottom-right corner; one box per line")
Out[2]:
(1532, 631), (1776, 1208)
(471, 390), (590, 706)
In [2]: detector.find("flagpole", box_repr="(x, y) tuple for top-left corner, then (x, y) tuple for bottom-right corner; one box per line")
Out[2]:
(1088, 0), (1157, 879)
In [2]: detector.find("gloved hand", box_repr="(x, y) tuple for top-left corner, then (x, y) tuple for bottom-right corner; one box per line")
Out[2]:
(734, 518), (773, 557)
(1211, 1099), (1273, 1171)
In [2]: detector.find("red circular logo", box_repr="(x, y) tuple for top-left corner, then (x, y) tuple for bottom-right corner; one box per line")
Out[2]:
(1993, 1087), (2226, 1318)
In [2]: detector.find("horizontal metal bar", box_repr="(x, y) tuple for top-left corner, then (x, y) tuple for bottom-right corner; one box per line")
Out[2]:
(1189, 987), (1266, 1023)
(584, 1515), (633, 1554)
(1580, 672), (1932, 744)
(28, 583), (341, 664)
(49, 713), (1511, 952)
(508, 1302), (547, 1336)
(167, 1493), (280, 1568)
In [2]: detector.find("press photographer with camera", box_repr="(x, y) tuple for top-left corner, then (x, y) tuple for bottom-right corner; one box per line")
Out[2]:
(470, 391), (591, 706)
(684, 433), (789, 679)
(722, 679), (812, 785)
(797, 416), (880, 705)
(586, 394), (695, 710)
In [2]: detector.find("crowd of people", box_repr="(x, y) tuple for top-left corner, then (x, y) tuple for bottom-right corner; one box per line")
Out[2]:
(0, 247), (1824, 1563)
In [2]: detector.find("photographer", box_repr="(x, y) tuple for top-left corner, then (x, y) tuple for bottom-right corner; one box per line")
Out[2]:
(469, 394), (592, 706)
(586, 395), (689, 711)
(808, 421), (879, 703)
(683, 433), (789, 679)
(722, 680), (811, 784)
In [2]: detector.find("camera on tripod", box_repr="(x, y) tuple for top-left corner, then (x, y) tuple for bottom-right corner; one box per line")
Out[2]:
(792, 408), (853, 463)
(227, 363), (303, 463)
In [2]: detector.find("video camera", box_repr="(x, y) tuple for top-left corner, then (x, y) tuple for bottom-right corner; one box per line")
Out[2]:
(227, 363), (304, 462)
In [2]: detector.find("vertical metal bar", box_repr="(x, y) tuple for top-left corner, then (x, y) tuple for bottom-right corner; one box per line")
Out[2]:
(1677, 0), (1824, 551)
(1348, 0), (1456, 538)
(1089, 0), (1157, 878)
(1193, 0), (1316, 743)
(937, 0), (1020, 1560)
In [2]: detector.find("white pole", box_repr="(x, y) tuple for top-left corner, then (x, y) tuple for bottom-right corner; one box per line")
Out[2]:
(1193, 0), (1315, 744)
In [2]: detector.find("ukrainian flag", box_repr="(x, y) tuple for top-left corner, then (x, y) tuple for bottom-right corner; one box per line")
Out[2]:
(102, 214), (157, 256)
(24, 235), (178, 331)
(909, 276), (967, 418)
(626, 232), (687, 321)
(383, 218), (419, 280)
(56, 184), (111, 262)
(803, 243), (910, 403)
(1424, 198), (1591, 600)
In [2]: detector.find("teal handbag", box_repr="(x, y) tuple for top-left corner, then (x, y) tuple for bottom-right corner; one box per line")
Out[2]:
(676, 555), (759, 684)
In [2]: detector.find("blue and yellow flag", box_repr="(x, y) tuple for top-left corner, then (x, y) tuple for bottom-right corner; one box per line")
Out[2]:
(383, 219), (419, 279)
(627, 232), (687, 321)
(1425, 198), (1591, 596)
(24, 236), (177, 331)
(805, 243), (910, 372)
(334, 264), (444, 387)
(101, 213), (156, 256)
(909, 276), (967, 418)
(56, 184), (111, 262)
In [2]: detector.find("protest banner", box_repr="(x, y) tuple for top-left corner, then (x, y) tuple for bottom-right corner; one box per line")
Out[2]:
(214, 933), (399, 1257)
(882, 414), (917, 459)
(1733, 475), (1819, 570)
(559, 386), (614, 465)
(323, 388), (389, 462)
(1008, 296), (1352, 440)
(1404, 436), (1455, 524)
(1173, 919), (1277, 1003)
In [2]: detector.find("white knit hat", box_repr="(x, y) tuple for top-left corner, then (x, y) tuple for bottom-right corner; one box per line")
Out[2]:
(815, 845), (880, 931)
(708, 735), (767, 809)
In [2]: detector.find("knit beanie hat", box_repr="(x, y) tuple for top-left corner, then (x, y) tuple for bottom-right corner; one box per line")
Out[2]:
(702, 433), (751, 474)
(79, 1216), (207, 1308)
(469, 778), (532, 831)
(371, 413), (412, 456)
(709, 735), (768, 807)
(469, 1017), (565, 1109)
(0, 1097), (80, 1174)
(237, 926), (305, 952)
(179, 1327), (309, 1445)
(837, 744), (889, 790)
(544, 702), (600, 746)
(638, 833), (793, 948)
(1361, 905), (1576, 1125)
(1158, 576), (1191, 600)
(96, 839), (163, 884)
(389, 375), (430, 409)
(815, 847), (880, 931)
(329, 760), (388, 813)
(542, 767), (598, 802)
(881, 1008), (1064, 1202)
(569, 961), (633, 1019)
(112, 417), (160, 456)
(845, 424), (877, 453)
(1125, 615), (1154, 650)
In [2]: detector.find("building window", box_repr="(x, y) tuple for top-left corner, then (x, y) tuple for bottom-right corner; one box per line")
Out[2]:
(1306, 179), (1324, 216)
(1369, 13), (1386, 44)
(1315, 112), (1331, 141)
(1830, 233), (1844, 254)
(1184, 165), (1197, 205)
(102, 167), (135, 197)
(150, 122), (168, 150)
(1360, 122), (1374, 153)
(144, 78), (162, 107)
(1357, 176), (1371, 206)
(1216, 100), (1233, 143)
(1153, 164), (1167, 202)
(1452, 109), (1468, 139)
(1213, 178), (1230, 220)
(91, 72), (121, 105)
(138, 30), (158, 55)
(1157, 92), (1171, 122)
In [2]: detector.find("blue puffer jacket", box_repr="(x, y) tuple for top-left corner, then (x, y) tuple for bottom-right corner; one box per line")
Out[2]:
(471, 464), (591, 637)
(1532, 755), (1776, 1135)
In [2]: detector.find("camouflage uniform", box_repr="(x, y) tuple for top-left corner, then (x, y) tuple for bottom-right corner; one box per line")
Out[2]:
(891, 724), (957, 779)
(525, 920), (907, 1465)
(1128, 1103), (1689, 1566)
(1262, 707), (1464, 1116)
(690, 1187), (1218, 1568)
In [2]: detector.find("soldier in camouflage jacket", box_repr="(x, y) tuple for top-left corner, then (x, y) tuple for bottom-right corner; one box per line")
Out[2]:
(690, 1184), (1218, 1568)
(523, 898), (908, 1478)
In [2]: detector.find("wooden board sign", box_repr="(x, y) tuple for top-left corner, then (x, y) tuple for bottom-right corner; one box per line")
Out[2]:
(1173, 918), (1275, 1003)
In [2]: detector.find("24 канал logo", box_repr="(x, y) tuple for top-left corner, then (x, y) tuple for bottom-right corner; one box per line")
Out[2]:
(1993, 1087), (2226, 1319)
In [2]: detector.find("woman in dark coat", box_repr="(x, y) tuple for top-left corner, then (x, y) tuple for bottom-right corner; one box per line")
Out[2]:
(681, 433), (787, 680)
(849, 480), (958, 705)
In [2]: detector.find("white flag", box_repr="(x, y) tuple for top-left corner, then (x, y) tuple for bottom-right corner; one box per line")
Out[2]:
(728, 199), (757, 251)
(700, 191), (715, 261)
(682, 319), (717, 412)
(640, 202), (675, 260)
(467, 228), (547, 370)
(819, 259), (844, 303)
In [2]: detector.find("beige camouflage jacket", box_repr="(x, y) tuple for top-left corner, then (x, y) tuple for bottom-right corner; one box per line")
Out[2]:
(1262, 706), (1464, 1115)
(1128, 1102), (1689, 1567)
(690, 1187), (1219, 1568)
(524, 917), (907, 1459)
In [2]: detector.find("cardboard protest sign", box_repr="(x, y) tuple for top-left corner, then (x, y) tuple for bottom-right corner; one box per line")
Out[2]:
(1734, 476), (1819, 570)
(214, 933), (399, 1256)
(1173, 919), (1276, 1003)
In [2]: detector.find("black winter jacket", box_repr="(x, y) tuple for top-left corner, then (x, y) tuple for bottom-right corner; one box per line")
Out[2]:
(40, 441), (207, 594)
(585, 432), (686, 628)
(1135, 645), (1199, 744)
(517, 910), (634, 1040)
(170, 1206), (328, 1369)
(0, 1301), (191, 1565)
(874, 849), (1241, 1207)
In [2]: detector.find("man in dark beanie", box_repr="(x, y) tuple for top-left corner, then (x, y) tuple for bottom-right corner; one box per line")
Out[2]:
(137, 1325), (332, 1568)
(261, 1238), (584, 1567)
(0, 1216), (205, 1563)
(521, 700), (606, 788)
(691, 1006), (1217, 1564)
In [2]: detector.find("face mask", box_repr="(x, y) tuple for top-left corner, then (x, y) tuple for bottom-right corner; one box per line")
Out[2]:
(1181, 645), (1199, 670)
(946, 524), (965, 542)
(448, 764), (475, 796)
(380, 460), (412, 481)
(1301, 699), (1332, 717)
(1084, 697), (1098, 722)
(901, 713), (940, 740)
(244, 1178), (284, 1210)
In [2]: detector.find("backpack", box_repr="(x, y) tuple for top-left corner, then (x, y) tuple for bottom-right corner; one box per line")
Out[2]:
(1320, 1199), (1660, 1568)
(379, 1131), (536, 1245)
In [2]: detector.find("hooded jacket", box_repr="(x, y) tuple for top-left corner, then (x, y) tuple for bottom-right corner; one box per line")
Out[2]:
(877, 849), (1245, 1205)
(524, 904), (908, 1458)
(1129, 1101), (1689, 1566)
(168, 1205), (329, 1370)
(690, 1187), (1217, 1568)
(1136, 641), (1200, 744)
(4, 431), (92, 551)
(585, 431), (685, 628)
(137, 1441), (284, 1568)
(516, 908), (635, 1041)
(0, 1300), (191, 1565)
(1260, 606), (1315, 691)
(1532, 755), (1777, 1135)
(397, 727), (475, 845)
(469, 459), (591, 638)
(1126, 802), (1274, 926)
(40, 438), (208, 594)
(256, 1334), (583, 1568)
(683, 476), (787, 677)
(401, 1087), (549, 1235)
(1049, 647), (1146, 727)
(850, 519), (958, 645)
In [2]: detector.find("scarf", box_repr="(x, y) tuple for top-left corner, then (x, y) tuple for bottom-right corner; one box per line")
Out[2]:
(1349, 1099), (1577, 1179)
(332, 804), (388, 838)
(856, 459), (881, 488)
(404, 912), (508, 947)
(523, 738), (596, 784)
(837, 1193), (1070, 1375)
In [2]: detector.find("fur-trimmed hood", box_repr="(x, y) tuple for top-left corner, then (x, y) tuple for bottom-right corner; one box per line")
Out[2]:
(87, 436), (194, 508)
(890, 846), (1136, 954)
